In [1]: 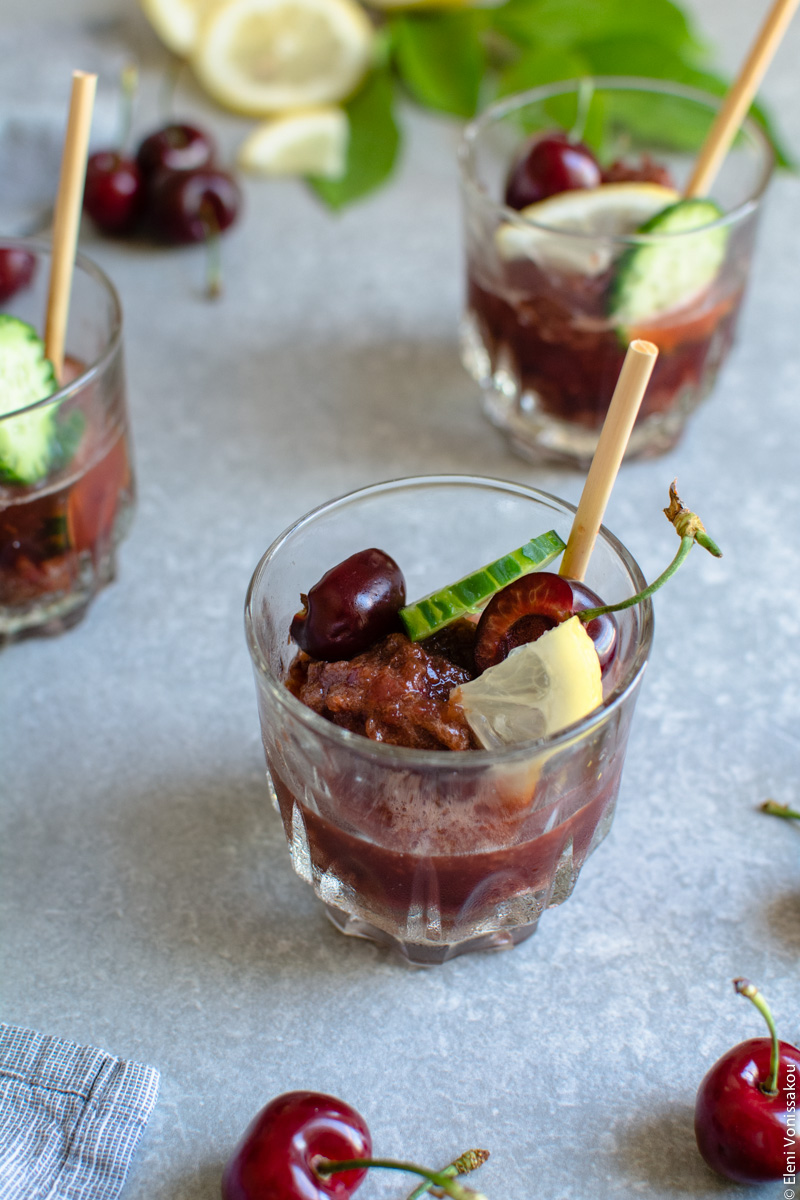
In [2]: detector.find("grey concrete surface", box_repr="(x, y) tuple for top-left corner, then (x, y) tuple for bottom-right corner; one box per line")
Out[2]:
(2, 1), (799, 1197)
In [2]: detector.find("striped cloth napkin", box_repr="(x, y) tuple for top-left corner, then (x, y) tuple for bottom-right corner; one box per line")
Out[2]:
(0, 1024), (159, 1200)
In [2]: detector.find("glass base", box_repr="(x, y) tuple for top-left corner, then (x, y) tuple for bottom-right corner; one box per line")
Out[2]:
(324, 904), (540, 966)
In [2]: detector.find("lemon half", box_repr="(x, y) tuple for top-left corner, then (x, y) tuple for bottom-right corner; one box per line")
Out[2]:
(191, 0), (375, 115)
(452, 616), (603, 749)
(496, 182), (680, 276)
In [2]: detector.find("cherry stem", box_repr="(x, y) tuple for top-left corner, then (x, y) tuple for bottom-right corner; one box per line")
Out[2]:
(761, 799), (800, 821)
(315, 1156), (488, 1200)
(406, 1150), (490, 1200)
(734, 978), (780, 1096)
(577, 536), (694, 622)
(568, 76), (594, 143)
(576, 483), (721, 623)
(159, 59), (182, 122)
(117, 64), (138, 154)
(200, 200), (222, 301)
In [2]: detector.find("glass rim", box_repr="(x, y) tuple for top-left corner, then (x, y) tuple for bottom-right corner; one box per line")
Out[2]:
(458, 75), (775, 238)
(0, 237), (123, 422)
(244, 473), (655, 768)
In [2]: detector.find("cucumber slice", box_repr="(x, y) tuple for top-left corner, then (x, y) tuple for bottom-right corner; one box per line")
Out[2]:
(609, 198), (728, 327)
(399, 529), (566, 641)
(0, 315), (59, 484)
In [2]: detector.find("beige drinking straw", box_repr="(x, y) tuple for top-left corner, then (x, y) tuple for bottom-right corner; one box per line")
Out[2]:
(559, 340), (658, 583)
(44, 70), (97, 381)
(685, 0), (799, 198)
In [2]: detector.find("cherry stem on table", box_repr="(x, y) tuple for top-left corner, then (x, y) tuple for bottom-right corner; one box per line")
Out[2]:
(315, 1156), (488, 1200)
(406, 1150), (490, 1200)
(117, 65), (138, 154)
(761, 799), (800, 821)
(734, 978), (780, 1095)
(200, 201), (222, 300)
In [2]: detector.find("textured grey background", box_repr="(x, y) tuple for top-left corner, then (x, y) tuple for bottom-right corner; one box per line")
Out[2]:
(2, 1), (799, 1197)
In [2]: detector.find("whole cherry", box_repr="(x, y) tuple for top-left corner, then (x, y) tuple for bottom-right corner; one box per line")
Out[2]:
(0, 247), (36, 301)
(84, 151), (144, 234)
(291, 548), (406, 662)
(136, 122), (216, 182)
(221, 1090), (489, 1200)
(504, 132), (602, 210)
(695, 979), (800, 1184)
(221, 1091), (371, 1200)
(148, 166), (241, 244)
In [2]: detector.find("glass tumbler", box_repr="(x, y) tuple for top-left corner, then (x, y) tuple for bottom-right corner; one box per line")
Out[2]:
(245, 476), (653, 965)
(0, 239), (135, 643)
(459, 78), (773, 465)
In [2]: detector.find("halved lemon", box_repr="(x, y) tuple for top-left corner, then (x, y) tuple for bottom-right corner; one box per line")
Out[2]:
(495, 182), (680, 276)
(452, 616), (602, 750)
(191, 0), (375, 115)
(238, 107), (349, 177)
(139, 0), (221, 56)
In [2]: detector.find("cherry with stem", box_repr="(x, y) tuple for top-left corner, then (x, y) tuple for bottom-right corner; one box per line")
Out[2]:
(694, 978), (800, 1183)
(83, 65), (145, 234)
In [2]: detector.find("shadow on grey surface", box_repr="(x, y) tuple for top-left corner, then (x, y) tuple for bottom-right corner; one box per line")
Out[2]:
(760, 887), (800, 953)
(109, 766), (388, 982)
(613, 1103), (731, 1195)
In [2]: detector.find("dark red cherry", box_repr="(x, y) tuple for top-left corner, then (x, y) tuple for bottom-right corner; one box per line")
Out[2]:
(291, 548), (406, 662)
(149, 167), (241, 244)
(222, 1091), (371, 1200)
(695, 1038), (800, 1183)
(84, 151), (144, 234)
(0, 247), (36, 301)
(135, 122), (216, 180)
(504, 133), (602, 210)
(473, 571), (616, 673)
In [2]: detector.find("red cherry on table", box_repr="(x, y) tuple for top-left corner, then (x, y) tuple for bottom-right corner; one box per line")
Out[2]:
(695, 979), (800, 1184)
(290, 548), (407, 662)
(473, 571), (617, 673)
(0, 247), (36, 301)
(221, 1091), (372, 1200)
(504, 133), (602, 210)
(149, 166), (241, 244)
(136, 122), (216, 181)
(84, 151), (144, 234)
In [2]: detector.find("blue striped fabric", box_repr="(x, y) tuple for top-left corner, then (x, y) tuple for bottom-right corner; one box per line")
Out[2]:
(0, 1024), (159, 1200)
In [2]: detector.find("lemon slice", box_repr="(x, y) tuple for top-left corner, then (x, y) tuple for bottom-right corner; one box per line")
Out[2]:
(452, 616), (602, 749)
(495, 182), (680, 276)
(238, 107), (349, 177)
(139, 0), (221, 55)
(191, 0), (375, 115)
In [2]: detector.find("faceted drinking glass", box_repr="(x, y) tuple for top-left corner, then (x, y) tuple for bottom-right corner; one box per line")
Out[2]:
(459, 78), (773, 465)
(0, 239), (135, 643)
(245, 476), (653, 965)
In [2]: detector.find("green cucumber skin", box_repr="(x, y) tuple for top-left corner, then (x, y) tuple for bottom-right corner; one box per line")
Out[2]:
(0, 315), (60, 485)
(400, 529), (566, 641)
(610, 199), (728, 330)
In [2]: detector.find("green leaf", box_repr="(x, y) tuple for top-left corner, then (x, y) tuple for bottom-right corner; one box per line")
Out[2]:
(308, 69), (401, 210)
(580, 39), (795, 166)
(491, 0), (705, 56)
(390, 11), (485, 117)
(497, 45), (589, 97)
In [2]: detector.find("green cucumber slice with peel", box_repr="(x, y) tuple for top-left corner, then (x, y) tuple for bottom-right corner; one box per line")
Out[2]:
(609, 198), (728, 328)
(0, 315), (59, 484)
(399, 529), (566, 641)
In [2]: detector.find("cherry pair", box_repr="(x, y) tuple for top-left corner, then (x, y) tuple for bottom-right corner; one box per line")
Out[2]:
(84, 120), (240, 244)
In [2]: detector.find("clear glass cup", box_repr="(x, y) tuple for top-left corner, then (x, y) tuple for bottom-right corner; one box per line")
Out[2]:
(459, 78), (774, 465)
(0, 239), (136, 643)
(245, 476), (654, 965)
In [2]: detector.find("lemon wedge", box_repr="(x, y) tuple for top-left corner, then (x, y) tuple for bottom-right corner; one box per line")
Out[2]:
(191, 0), (375, 115)
(495, 182), (680, 276)
(139, 0), (221, 56)
(238, 107), (348, 177)
(452, 616), (603, 750)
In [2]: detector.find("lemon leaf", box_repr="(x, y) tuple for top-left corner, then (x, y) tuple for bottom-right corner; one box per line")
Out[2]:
(389, 11), (485, 118)
(309, 68), (401, 209)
